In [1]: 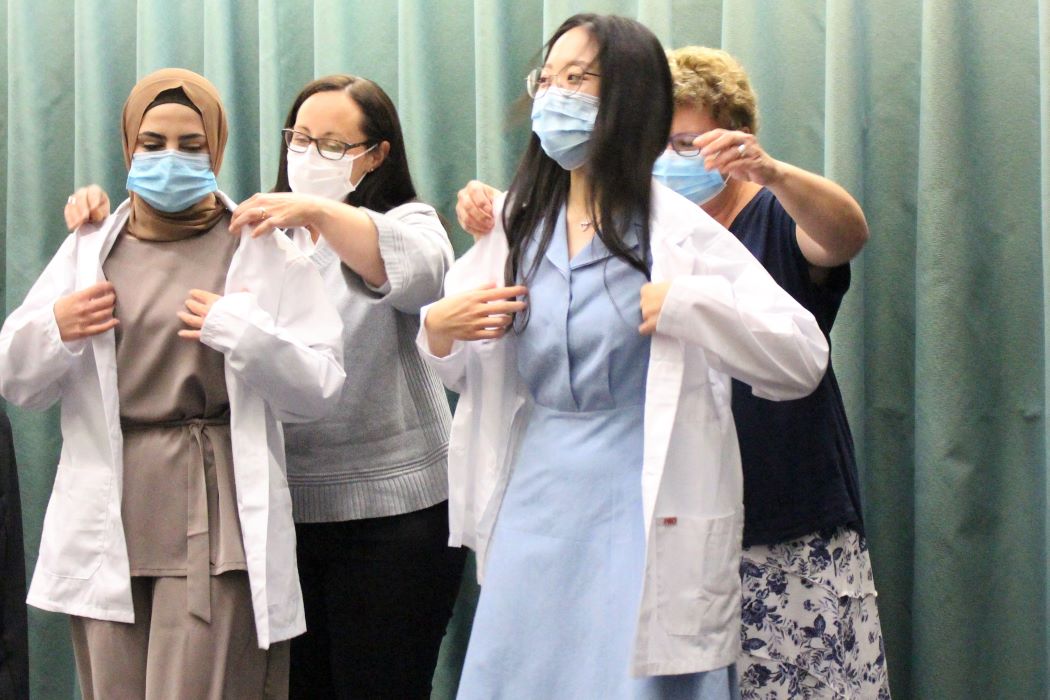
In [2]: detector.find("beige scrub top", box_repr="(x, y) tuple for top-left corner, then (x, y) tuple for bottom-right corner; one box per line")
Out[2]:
(103, 215), (243, 620)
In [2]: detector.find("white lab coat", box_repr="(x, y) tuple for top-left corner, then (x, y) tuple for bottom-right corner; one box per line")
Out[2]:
(0, 193), (346, 648)
(417, 183), (830, 676)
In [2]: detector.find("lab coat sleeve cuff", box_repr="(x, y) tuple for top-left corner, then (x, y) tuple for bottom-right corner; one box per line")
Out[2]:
(0, 304), (84, 409)
(45, 307), (88, 358)
(655, 275), (731, 345)
(416, 303), (468, 392)
(199, 292), (260, 354)
(657, 274), (828, 400)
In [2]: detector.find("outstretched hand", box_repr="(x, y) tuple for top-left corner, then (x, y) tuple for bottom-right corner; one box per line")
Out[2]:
(64, 185), (111, 231)
(694, 129), (782, 187)
(53, 281), (119, 341)
(177, 289), (223, 340)
(424, 283), (528, 357)
(638, 281), (671, 336)
(455, 180), (501, 237)
(230, 192), (333, 239)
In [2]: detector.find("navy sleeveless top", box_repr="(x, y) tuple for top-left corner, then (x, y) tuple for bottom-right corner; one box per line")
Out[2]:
(729, 188), (864, 547)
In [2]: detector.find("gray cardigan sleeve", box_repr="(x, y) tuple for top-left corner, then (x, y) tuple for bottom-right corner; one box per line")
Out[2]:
(361, 202), (454, 314)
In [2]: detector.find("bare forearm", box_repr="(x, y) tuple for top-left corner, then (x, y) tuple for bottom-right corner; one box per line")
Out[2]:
(424, 323), (455, 358)
(766, 161), (869, 267)
(313, 203), (388, 287)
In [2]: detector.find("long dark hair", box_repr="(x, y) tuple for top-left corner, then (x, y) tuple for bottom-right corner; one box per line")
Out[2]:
(503, 14), (673, 286)
(273, 74), (417, 212)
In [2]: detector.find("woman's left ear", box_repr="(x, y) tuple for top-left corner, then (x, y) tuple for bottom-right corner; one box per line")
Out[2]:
(369, 141), (390, 172)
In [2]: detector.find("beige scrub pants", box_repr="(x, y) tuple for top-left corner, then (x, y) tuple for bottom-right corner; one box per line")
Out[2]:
(70, 572), (289, 700)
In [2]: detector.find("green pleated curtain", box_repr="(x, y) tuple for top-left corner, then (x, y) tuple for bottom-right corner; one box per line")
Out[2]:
(1, 1), (1047, 698)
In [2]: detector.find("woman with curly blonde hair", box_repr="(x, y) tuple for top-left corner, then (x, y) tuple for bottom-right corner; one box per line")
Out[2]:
(655, 45), (890, 699)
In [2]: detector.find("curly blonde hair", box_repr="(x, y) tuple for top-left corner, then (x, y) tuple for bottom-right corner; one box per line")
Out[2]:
(667, 46), (759, 133)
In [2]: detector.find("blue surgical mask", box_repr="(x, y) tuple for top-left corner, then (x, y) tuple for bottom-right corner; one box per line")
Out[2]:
(652, 150), (726, 205)
(531, 87), (599, 171)
(126, 150), (218, 213)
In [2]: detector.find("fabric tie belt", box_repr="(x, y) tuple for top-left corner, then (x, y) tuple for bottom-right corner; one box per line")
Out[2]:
(121, 416), (230, 624)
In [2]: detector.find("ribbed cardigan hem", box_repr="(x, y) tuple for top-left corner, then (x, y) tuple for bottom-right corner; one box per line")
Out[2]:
(290, 449), (449, 523)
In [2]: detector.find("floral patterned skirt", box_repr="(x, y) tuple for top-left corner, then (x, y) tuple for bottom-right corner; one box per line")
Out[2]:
(738, 527), (891, 699)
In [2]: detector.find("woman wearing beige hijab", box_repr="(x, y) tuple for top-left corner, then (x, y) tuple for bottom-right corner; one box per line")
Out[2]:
(0, 68), (345, 698)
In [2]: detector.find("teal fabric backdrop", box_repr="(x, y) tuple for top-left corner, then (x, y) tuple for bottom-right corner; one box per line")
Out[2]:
(1, 1), (1047, 698)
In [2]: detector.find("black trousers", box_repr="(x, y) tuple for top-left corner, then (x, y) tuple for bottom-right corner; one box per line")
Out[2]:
(289, 500), (467, 699)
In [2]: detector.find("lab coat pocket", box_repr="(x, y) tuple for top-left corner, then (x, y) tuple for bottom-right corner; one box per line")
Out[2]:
(37, 463), (112, 579)
(654, 511), (742, 637)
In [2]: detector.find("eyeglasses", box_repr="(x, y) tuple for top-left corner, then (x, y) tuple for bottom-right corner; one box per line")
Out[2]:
(282, 129), (372, 160)
(668, 132), (703, 157)
(525, 65), (601, 98)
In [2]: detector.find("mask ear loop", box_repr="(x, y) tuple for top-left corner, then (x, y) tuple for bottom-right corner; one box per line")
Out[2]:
(347, 144), (378, 189)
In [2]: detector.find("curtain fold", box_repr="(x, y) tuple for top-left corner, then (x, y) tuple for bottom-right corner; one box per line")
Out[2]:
(2, 2), (1047, 698)
(822, 0), (866, 432)
(73, 0), (135, 190)
(257, 0), (313, 194)
(912, 3), (1044, 697)
(1041, 0), (1050, 688)
(202, 0), (261, 196)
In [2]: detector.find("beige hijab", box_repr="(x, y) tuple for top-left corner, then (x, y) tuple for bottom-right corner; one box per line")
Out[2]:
(122, 68), (228, 241)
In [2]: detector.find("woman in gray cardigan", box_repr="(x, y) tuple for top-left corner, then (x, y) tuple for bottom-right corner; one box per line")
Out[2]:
(65, 74), (464, 700)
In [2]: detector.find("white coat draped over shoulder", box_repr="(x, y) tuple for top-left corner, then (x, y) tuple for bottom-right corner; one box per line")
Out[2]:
(0, 192), (346, 648)
(417, 183), (829, 676)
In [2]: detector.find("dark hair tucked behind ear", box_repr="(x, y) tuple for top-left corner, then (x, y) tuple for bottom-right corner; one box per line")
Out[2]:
(503, 14), (673, 287)
(273, 75), (417, 213)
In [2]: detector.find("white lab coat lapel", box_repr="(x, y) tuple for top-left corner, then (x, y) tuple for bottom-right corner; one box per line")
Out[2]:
(80, 204), (129, 481)
(215, 192), (284, 646)
(640, 224), (692, 538)
(435, 209), (530, 579)
(222, 211), (282, 312)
